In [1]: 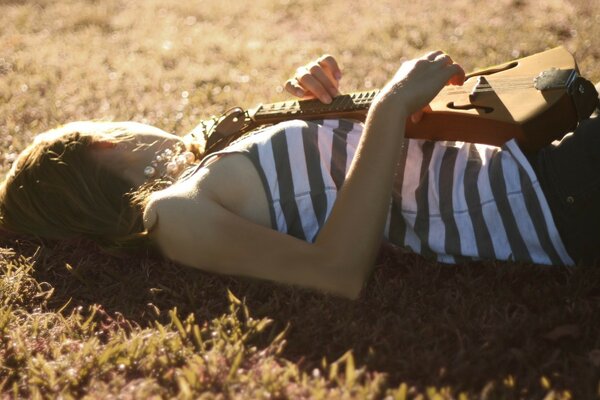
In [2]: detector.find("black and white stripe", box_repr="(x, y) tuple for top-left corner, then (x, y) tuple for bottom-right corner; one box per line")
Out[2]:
(389, 138), (573, 265)
(209, 119), (573, 266)
(227, 119), (359, 242)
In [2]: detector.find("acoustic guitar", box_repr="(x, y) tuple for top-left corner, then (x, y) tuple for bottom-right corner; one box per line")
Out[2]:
(189, 47), (598, 154)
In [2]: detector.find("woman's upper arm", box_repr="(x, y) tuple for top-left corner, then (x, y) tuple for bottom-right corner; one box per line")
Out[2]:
(143, 194), (364, 298)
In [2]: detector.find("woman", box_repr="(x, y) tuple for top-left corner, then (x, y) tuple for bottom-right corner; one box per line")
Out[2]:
(0, 52), (596, 298)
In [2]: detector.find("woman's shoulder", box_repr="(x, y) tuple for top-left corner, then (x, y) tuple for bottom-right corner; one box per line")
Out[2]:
(144, 150), (271, 234)
(142, 176), (204, 232)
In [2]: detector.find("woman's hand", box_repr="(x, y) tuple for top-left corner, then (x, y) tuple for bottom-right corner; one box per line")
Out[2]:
(374, 50), (465, 123)
(284, 55), (342, 104)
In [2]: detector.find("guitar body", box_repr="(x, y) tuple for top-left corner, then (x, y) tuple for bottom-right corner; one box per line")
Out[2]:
(196, 47), (598, 154)
(406, 46), (583, 152)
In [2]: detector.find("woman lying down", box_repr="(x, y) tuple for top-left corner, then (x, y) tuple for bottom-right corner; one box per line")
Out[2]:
(1, 51), (599, 298)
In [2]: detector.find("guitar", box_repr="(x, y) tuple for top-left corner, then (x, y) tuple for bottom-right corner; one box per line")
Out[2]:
(188, 47), (598, 154)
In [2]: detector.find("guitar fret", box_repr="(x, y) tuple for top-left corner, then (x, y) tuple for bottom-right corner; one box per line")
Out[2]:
(339, 96), (352, 111)
(254, 89), (379, 122)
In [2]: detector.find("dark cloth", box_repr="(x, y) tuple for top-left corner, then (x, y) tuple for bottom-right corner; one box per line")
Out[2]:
(531, 115), (600, 265)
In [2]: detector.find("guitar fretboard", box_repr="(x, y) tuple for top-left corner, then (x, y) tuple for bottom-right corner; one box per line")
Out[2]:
(253, 89), (380, 121)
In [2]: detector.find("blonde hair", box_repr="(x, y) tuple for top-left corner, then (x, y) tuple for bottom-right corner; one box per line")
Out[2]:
(0, 122), (169, 252)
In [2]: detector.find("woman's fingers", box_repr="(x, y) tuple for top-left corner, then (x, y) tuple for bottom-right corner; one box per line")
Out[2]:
(452, 64), (466, 85)
(444, 62), (466, 86)
(294, 64), (339, 103)
(433, 53), (452, 65)
(425, 50), (445, 61)
(417, 51), (465, 87)
(409, 53), (463, 124)
(410, 105), (432, 124)
(285, 78), (305, 98)
(377, 50), (466, 119)
(318, 54), (342, 81)
(430, 53), (465, 85)
(285, 55), (342, 103)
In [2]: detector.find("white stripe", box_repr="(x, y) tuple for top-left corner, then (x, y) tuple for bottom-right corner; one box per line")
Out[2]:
(476, 146), (512, 260)
(400, 140), (424, 254)
(426, 143), (447, 254)
(285, 126), (319, 241)
(345, 123), (361, 175)
(400, 140), (422, 212)
(401, 211), (422, 254)
(321, 119), (340, 131)
(256, 130), (287, 233)
(324, 189), (337, 225)
(452, 143), (479, 258)
(347, 123), (362, 149)
(500, 151), (550, 264)
(316, 123), (337, 222)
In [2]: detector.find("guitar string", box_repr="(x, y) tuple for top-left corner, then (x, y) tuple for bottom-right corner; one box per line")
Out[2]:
(261, 84), (526, 113)
(259, 85), (527, 113)
(266, 82), (532, 107)
(264, 80), (534, 106)
(257, 76), (564, 116)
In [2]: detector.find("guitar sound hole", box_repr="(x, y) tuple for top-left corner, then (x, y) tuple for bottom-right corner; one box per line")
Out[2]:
(447, 102), (494, 114)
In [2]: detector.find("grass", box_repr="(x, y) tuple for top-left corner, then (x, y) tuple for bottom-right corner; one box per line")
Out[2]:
(1, 0), (599, 398)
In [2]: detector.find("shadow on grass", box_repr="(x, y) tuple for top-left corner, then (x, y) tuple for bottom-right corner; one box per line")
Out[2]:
(6, 236), (600, 397)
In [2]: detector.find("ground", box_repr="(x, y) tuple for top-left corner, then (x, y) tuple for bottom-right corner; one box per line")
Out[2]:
(0, 0), (599, 398)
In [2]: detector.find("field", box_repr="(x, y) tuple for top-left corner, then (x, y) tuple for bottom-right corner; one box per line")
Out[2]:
(1, 0), (599, 398)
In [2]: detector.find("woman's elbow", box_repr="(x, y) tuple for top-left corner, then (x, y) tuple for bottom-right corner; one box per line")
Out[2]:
(317, 251), (370, 300)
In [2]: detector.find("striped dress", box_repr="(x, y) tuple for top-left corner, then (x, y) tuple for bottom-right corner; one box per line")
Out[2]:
(205, 119), (573, 265)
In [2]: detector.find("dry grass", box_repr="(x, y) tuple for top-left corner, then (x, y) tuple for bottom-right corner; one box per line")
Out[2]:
(1, 0), (599, 398)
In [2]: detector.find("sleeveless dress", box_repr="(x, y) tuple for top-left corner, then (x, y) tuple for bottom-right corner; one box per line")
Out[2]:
(199, 119), (573, 266)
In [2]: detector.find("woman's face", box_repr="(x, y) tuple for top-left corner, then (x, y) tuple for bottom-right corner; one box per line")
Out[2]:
(87, 122), (186, 188)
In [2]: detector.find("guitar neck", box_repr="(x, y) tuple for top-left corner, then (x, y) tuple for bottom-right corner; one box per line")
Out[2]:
(250, 89), (380, 124)
(198, 47), (599, 155)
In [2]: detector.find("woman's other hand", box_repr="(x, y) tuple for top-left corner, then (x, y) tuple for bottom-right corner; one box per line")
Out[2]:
(285, 55), (342, 104)
(375, 50), (465, 123)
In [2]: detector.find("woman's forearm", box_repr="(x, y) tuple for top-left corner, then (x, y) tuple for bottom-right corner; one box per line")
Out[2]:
(312, 52), (465, 296)
(314, 97), (410, 292)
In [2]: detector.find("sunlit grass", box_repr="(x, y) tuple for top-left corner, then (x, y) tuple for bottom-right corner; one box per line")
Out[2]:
(1, 0), (599, 398)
